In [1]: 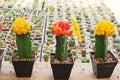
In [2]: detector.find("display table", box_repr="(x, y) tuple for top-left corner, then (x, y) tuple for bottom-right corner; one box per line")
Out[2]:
(0, 62), (120, 80)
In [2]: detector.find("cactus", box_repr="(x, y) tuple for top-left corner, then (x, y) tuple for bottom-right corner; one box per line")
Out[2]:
(16, 33), (32, 58)
(32, 41), (39, 47)
(47, 33), (53, 38)
(116, 47), (120, 52)
(0, 33), (4, 40)
(90, 29), (94, 34)
(41, 1), (45, 12)
(49, 5), (54, 12)
(55, 35), (67, 62)
(112, 33), (116, 38)
(113, 43), (119, 48)
(43, 54), (49, 61)
(12, 17), (31, 58)
(95, 35), (108, 60)
(117, 23), (120, 28)
(90, 35), (95, 38)
(68, 39), (75, 47)
(36, 30), (41, 37)
(4, 55), (11, 61)
(81, 49), (86, 57)
(91, 39), (95, 43)
(47, 30), (51, 35)
(79, 43), (85, 47)
(94, 20), (114, 61)
(51, 21), (73, 62)
(113, 39), (120, 43)
(70, 49), (77, 56)
(81, 58), (90, 63)
(0, 42), (3, 47)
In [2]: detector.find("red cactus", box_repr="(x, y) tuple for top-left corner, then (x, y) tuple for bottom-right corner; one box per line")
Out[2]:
(51, 21), (73, 36)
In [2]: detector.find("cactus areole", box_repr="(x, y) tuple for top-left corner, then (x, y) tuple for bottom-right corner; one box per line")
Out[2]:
(12, 18), (32, 58)
(51, 21), (73, 62)
(95, 20), (114, 60)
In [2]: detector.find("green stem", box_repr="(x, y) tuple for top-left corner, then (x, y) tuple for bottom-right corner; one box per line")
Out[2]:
(55, 35), (67, 62)
(95, 35), (108, 60)
(16, 33), (32, 58)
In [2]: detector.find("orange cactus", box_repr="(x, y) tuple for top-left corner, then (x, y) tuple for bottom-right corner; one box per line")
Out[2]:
(51, 21), (73, 36)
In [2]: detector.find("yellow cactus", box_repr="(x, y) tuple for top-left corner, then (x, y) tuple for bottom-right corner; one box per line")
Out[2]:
(95, 20), (114, 36)
(12, 18), (30, 35)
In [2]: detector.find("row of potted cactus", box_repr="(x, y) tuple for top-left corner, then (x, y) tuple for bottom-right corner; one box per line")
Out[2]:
(42, 0), (118, 78)
(0, 0), (119, 80)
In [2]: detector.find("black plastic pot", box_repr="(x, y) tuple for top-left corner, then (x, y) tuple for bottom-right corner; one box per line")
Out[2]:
(0, 50), (3, 71)
(51, 63), (74, 80)
(90, 51), (118, 78)
(12, 51), (35, 77)
(12, 60), (34, 77)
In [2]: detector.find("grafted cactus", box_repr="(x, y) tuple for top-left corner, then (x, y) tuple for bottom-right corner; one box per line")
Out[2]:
(94, 20), (114, 61)
(12, 18), (32, 58)
(51, 21), (73, 62)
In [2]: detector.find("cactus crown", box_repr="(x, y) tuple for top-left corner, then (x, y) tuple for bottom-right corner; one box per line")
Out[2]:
(95, 20), (114, 60)
(12, 18), (32, 58)
(51, 21), (73, 62)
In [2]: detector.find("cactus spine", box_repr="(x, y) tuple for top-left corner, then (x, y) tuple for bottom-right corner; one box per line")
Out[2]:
(95, 35), (108, 60)
(16, 33), (32, 58)
(55, 35), (67, 62)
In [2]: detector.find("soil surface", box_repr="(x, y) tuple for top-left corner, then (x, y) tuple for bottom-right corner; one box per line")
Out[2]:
(94, 51), (117, 63)
(50, 53), (74, 63)
(12, 50), (35, 61)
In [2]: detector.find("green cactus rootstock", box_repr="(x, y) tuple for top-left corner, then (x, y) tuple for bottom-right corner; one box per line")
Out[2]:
(95, 35), (108, 60)
(55, 35), (67, 62)
(16, 33), (32, 58)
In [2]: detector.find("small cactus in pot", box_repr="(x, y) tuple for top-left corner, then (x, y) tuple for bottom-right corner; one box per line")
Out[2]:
(90, 28), (94, 34)
(51, 21), (73, 62)
(95, 20), (115, 60)
(70, 49), (77, 61)
(81, 49), (86, 57)
(12, 17), (34, 77)
(12, 17), (32, 58)
(90, 20), (118, 79)
(51, 21), (73, 80)
(68, 37), (75, 48)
